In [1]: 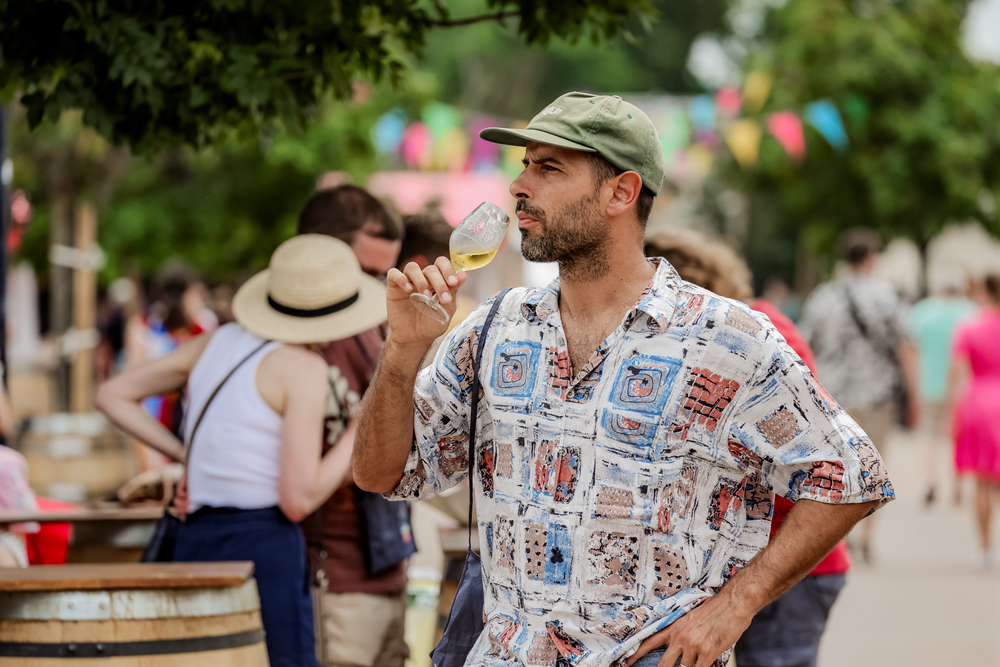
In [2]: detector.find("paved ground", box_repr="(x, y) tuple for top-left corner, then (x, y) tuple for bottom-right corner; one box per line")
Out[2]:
(818, 430), (1000, 665)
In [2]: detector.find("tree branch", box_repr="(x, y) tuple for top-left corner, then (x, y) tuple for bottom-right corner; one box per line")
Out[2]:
(427, 10), (519, 27)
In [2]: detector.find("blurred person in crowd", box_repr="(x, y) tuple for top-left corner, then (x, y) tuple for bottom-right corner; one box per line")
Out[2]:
(125, 263), (214, 468)
(97, 235), (382, 666)
(645, 229), (850, 667)
(910, 269), (976, 505)
(296, 185), (415, 667)
(211, 284), (236, 325)
(947, 274), (1000, 568)
(398, 212), (452, 270)
(761, 276), (801, 322)
(0, 446), (38, 568)
(355, 93), (891, 667)
(799, 228), (919, 562)
(400, 212), (476, 333)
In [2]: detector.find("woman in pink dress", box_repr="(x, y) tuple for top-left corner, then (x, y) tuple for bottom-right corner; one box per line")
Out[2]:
(949, 275), (1000, 567)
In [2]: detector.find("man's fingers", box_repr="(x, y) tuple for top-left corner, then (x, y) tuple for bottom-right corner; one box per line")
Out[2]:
(657, 644), (682, 667)
(386, 268), (411, 294)
(403, 262), (430, 296)
(423, 263), (452, 304)
(435, 256), (461, 287)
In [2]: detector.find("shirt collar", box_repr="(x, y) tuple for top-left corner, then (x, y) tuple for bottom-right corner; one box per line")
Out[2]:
(519, 258), (681, 332)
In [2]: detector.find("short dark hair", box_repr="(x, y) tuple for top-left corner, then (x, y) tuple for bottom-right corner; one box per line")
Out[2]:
(840, 228), (881, 266)
(399, 213), (452, 267)
(586, 154), (655, 228)
(297, 185), (403, 243)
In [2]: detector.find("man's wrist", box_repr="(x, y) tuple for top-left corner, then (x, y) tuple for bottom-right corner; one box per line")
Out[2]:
(713, 572), (768, 620)
(384, 334), (433, 374)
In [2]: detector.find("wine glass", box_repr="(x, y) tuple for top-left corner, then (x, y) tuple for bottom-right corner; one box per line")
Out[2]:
(410, 202), (510, 324)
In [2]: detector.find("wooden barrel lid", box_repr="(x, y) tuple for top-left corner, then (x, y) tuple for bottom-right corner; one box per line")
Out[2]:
(0, 562), (255, 592)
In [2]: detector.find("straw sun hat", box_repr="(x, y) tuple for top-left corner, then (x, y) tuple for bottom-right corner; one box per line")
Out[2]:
(232, 234), (387, 344)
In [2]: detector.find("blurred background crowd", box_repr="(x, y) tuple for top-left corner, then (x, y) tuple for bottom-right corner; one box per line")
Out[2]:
(1, 0), (1000, 665)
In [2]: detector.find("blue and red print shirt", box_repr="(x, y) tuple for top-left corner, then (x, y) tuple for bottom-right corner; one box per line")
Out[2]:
(387, 260), (894, 667)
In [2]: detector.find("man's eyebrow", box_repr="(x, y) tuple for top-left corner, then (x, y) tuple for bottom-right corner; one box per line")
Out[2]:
(522, 155), (566, 167)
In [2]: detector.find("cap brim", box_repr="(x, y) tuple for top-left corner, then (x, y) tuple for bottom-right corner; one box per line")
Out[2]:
(479, 127), (597, 152)
(232, 270), (387, 344)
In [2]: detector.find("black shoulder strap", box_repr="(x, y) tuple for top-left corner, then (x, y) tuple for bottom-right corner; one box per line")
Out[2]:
(467, 288), (512, 547)
(185, 339), (270, 463)
(842, 285), (895, 361)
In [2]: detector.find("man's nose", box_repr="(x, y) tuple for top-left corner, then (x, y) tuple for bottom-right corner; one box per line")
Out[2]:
(510, 171), (531, 200)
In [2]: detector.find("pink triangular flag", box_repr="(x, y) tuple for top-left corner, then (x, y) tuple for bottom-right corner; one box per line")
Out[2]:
(766, 111), (806, 161)
(716, 87), (742, 116)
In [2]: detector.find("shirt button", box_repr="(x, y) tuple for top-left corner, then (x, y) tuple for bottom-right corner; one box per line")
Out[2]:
(548, 508), (555, 515)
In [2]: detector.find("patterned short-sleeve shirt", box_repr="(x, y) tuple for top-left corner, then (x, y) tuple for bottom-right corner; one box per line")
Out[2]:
(387, 260), (893, 667)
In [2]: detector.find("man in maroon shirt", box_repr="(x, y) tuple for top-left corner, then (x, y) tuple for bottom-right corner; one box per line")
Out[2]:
(298, 186), (414, 667)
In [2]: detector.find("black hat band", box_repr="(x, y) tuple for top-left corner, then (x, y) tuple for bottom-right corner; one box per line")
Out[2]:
(267, 291), (360, 318)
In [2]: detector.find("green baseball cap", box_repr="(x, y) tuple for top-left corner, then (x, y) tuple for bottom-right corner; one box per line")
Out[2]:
(480, 92), (667, 195)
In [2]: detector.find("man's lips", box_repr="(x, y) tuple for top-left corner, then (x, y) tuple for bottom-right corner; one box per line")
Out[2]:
(516, 213), (539, 229)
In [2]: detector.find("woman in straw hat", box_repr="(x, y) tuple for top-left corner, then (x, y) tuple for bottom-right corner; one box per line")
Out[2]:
(97, 235), (387, 667)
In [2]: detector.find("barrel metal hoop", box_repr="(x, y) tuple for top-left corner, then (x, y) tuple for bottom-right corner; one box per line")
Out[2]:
(0, 628), (264, 657)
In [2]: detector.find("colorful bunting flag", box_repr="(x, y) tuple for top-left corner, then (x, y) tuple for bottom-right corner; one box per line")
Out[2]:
(469, 118), (501, 171)
(659, 107), (691, 161)
(766, 111), (806, 161)
(372, 109), (407, 156)
(690, 95), (717, 131)
(725, 119), (763, 169)
(743, 71), (772, 112)
(400, 122), (431, 169)
(804, 100), (849, 151)
(716, 87), (742, 117)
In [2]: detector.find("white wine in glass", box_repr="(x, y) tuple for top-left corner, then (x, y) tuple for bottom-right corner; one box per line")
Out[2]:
(410, 202), (510, 324)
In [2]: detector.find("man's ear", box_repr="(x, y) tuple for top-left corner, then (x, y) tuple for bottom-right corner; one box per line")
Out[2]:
(605, 171), (643, 218)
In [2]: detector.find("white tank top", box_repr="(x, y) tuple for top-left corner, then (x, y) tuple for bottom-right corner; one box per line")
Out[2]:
(185, 323), (285, 513)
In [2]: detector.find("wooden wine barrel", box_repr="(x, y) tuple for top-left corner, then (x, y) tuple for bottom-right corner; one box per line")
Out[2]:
(0, 562), (269, 666)
(16, 412), (137, 503)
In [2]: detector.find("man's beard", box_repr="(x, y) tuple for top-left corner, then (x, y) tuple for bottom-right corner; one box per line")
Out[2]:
(517, 193), (609, 282)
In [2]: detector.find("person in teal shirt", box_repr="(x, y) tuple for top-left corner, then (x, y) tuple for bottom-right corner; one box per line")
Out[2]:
(910, 273), (977, 505)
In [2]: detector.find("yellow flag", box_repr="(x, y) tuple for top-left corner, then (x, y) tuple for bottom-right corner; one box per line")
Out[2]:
(724, 120), (762, 169)
(743, 71), (773, 113)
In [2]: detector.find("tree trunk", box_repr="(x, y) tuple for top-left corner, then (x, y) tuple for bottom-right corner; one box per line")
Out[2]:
(49, 194), (74, 412)
(70, 202), (97, 413)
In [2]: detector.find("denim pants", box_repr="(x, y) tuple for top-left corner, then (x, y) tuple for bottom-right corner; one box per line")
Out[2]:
(175, 506), (318, 667)
(733, 573), (846, 667)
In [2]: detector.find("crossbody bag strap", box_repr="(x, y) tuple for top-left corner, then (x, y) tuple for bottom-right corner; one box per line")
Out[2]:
(467, 288), (513, 548)
(184, 340), (271, 464)
(313, 361), (346, 588)
(842, 285), (895, 362)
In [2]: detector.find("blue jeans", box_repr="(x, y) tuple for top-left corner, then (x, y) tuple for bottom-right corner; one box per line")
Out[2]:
(733, 573), (846, 667)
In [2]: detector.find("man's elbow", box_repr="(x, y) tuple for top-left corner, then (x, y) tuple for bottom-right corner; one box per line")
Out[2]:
(353, 469), (402, 495)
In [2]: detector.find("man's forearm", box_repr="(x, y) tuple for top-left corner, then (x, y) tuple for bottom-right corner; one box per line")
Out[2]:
(716, 498), (874, 615)
(353, 335), (430, 493)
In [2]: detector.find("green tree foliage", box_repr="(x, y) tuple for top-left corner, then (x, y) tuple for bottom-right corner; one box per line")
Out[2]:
(420, 0), (726, 118)
(13, 93), (401, 285)
(0, 0), (652, 153)
(726, 0), (1000, 266)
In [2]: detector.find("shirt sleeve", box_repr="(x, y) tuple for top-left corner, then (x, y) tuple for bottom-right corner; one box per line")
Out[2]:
(725, 320), (896, 513)
(382, 299), (494, 502)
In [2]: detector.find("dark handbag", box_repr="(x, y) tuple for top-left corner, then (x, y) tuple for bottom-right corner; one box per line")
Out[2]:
(842, 286), (913, 427)
(430, 287), (511, 667)
(141, 340), (270, 562)
(360, 490), (418, 574)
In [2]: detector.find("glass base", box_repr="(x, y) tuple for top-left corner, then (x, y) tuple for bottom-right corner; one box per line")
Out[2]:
(410, 292), (451, 325)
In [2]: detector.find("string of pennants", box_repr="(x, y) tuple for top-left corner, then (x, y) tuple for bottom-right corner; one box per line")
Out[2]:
(371, 71), (853, 181)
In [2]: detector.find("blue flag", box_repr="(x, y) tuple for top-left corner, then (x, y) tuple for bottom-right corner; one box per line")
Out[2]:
(805, 100), (848, 151)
